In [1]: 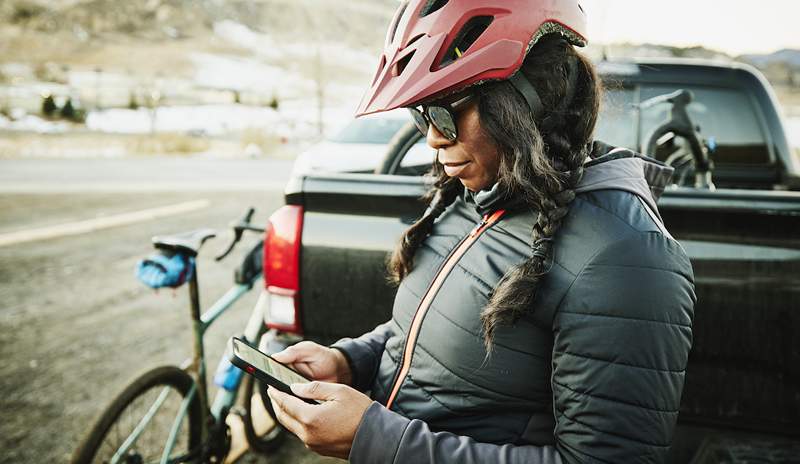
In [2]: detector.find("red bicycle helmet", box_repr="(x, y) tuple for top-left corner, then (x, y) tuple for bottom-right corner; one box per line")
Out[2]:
(356, 0), (587, 117)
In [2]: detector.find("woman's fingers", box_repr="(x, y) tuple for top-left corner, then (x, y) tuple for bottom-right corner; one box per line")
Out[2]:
(271, 341), (321, 363)
(270, 344), (314, 377)
(291, 381), (341, 402)
(266, 387), (309, 438)
(269, 345), (298, 363)
(270, 342), (337, 381)
(268, 383), (373, 459)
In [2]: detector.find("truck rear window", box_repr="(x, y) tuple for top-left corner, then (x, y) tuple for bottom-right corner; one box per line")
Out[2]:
(596, 84), (770, 166)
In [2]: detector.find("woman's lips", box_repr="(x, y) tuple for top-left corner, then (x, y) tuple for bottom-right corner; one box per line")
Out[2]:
(442, 160), (470, 177)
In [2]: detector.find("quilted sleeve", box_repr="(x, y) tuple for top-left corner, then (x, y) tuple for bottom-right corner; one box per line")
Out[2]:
(551, 231), (696, 463)
(331, 320), (395, 392)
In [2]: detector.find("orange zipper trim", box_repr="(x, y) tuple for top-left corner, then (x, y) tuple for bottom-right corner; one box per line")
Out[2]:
(385, 209), (506, 410)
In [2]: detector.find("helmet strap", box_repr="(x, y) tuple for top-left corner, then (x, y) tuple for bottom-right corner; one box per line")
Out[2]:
(509, 71), (544, 120)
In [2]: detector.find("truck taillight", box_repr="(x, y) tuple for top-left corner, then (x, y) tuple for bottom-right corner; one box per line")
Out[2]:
(263, 205), (303, 333)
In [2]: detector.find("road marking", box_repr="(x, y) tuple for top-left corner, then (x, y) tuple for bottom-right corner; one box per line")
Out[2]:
(0, 200), (211, 247)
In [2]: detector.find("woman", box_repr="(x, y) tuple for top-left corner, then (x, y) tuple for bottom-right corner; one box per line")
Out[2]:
(267, 1), (696, 463)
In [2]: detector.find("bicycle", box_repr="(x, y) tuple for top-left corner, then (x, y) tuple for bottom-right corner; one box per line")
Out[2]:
(638, 88), (716, 190)
(71, 208), (286, 464)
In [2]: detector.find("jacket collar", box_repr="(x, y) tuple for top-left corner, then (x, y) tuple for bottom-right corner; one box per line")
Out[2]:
(461, 141), (674, 217)
(463, 182), (507, 217)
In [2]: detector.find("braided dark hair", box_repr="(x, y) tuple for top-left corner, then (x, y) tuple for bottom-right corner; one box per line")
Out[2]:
(389, 159), (464, 280)
(389, 35), (601, 350)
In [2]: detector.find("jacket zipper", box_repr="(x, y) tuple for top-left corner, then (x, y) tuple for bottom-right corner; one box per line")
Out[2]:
(385, 209), (506, 410)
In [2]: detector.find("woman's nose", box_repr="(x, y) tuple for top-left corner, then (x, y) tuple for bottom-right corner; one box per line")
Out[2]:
(426, 123), (453, 150)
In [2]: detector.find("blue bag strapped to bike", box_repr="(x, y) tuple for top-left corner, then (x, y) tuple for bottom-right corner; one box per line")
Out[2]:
(135, 251), (195, 289)
(213, 356), (244, 391)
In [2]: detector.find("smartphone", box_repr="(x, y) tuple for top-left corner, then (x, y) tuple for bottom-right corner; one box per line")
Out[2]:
(229, 337), (319, 404)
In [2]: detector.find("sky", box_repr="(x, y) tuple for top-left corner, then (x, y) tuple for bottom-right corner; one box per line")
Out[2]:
(579, 0), (800, 56)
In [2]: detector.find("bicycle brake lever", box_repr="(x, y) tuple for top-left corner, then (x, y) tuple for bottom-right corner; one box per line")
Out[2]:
(214, 237), (237, 261)
(215, 208), (264, 261)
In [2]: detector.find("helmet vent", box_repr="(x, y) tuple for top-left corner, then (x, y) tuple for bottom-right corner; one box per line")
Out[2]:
(372, 55), (387, 86)
(406, 33), (424, 48)
(394, 51), (415, 77)
(438, 16), (493, 69)
(387, 2), (409, 46)
(420, 0), (449, 18)
(393, 35), (423, 77)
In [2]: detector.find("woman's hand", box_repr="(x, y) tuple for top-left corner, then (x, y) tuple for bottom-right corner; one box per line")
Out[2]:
(271, 341), (352, 385)
(267, 382), (372, 459)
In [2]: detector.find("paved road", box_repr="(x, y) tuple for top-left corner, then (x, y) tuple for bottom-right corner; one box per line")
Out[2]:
(0, 157), (340, 464)
(0, 157), (295, 193)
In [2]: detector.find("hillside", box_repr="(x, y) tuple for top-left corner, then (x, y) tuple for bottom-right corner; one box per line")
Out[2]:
(0, 0), (399, 158)
(0, 0), (395, 78)
(0, 0), (396, 45)
(0, 0), (797, 158)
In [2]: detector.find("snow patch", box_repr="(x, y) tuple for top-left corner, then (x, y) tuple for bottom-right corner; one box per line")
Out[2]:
(213, 20), (284, 60)
(211, 20), (376, 69)
(0, 113), (71, 133)
(190, 52), (314, 95)
(0, 63), (35, 81)
(86, 104), (290, 136)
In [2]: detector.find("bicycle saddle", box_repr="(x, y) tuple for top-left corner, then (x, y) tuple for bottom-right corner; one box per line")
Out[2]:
(152, 228), (216, 257)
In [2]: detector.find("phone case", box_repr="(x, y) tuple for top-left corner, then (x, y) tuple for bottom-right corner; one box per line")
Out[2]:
(228, 337), (319, 405)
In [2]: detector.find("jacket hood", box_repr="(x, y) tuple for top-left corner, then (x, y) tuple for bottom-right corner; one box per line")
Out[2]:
(466, 141), (674, 217)
(577, 141), (675, 215)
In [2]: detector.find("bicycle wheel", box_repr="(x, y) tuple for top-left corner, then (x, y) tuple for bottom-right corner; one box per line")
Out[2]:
(71, 366), (203, 464)
(241, 372), (285, 453)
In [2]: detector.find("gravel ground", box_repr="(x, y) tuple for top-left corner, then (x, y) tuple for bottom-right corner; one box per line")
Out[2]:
(0, 190), (340, 464)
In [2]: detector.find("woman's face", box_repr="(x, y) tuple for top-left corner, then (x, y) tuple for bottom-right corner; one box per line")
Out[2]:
(427, 101), (501, 192)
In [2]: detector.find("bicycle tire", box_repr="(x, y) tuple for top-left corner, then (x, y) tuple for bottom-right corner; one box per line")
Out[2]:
(71, 366), (203, 464)
(241, 371), (285, 453)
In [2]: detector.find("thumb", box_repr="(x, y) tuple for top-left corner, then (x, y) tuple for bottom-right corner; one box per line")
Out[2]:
(271, 341), (319, 363)
(291, 381), (342, 401)
(270, 346), (298, 363)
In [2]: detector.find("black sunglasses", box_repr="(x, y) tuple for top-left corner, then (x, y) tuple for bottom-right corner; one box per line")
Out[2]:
(408, 94), (473, 141)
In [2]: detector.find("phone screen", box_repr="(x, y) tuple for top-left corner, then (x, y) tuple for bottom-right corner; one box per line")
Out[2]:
(232, 338), (310, 386)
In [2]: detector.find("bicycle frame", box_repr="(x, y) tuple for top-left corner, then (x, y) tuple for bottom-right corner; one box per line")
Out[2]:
(111, 253), (265, 464)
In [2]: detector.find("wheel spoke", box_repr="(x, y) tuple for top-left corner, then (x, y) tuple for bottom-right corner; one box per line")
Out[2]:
(73, 367), (200, 464)
(109, 387), (172, 463)
(159, 384), (195, 464)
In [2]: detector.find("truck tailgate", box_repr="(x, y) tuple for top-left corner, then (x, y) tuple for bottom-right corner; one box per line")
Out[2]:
(288, 173), (426, 344)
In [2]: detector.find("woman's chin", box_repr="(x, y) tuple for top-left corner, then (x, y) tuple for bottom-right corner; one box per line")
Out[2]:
(459, 178), (490, 192)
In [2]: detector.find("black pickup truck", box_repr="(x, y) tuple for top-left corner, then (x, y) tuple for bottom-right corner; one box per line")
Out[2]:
(259, 59), (800, 462)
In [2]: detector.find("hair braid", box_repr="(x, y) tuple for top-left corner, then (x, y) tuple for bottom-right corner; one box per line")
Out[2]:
(480, 37), (598, 352)
(481, 158), (585, 350)
(389, 177), (462, 282)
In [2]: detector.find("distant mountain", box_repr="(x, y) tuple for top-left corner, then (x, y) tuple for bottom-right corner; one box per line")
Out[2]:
(591, 42), (800, 72)
(738, 49), (800, 69)
(585, 42), (799, 88)
(587, 43), (734, 63)
(0, 0), (395, 48)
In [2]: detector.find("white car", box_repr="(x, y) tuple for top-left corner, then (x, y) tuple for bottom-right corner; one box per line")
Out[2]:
(291, 110), (435, 176)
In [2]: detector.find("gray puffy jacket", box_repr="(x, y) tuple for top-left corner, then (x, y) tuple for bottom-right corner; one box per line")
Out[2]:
(333, 145), (696, 464)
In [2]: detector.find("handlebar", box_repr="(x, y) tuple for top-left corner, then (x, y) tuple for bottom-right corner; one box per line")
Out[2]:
(215, 207), (266, 261)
